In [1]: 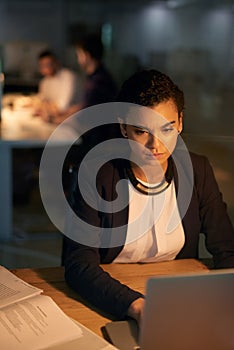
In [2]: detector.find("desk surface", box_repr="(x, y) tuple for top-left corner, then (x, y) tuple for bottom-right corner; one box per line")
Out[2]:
(0, 105), (55, 142)
(12, 259), (209, 337)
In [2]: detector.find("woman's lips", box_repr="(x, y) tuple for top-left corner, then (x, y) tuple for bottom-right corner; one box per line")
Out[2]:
(145, 152), (164, 159)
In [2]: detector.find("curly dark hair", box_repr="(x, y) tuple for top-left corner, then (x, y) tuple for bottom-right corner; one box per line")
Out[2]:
(116, 69), (184, 115)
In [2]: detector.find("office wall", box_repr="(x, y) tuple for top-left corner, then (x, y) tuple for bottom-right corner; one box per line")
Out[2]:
(0, 0), (233, 79)
(0, 1), (67, 53)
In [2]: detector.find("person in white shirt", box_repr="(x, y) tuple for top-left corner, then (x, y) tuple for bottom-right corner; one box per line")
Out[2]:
(35, 50), (83, 123)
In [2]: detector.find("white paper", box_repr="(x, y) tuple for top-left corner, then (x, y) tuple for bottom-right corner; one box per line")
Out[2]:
(0, 265), (42, 309)
(0, 266), (83, 350)
(0, 294), (83, 350)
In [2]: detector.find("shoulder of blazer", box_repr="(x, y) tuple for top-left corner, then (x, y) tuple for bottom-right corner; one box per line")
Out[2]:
(188, 152), (214, 189)
(172, 150), (209, 185)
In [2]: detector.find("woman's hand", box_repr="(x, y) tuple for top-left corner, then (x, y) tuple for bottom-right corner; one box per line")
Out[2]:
(127, 297), (145, 325)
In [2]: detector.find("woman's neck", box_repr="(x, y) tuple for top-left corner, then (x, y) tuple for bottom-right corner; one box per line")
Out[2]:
(130, 161), (168, 184)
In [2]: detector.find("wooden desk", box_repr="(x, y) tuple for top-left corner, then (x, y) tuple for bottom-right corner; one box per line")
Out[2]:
(12, 259), (209, 337)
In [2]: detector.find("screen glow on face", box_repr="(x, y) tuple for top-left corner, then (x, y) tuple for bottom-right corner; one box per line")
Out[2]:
(122, 100), (182, 170)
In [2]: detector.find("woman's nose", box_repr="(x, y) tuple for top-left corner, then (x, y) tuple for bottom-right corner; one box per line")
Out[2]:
(147, 134), (161, 149)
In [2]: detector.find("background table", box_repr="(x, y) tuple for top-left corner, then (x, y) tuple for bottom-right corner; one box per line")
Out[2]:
(0, 95), (78, 240)
(12, 259), (209, 337)
(0, 103), (55, 240)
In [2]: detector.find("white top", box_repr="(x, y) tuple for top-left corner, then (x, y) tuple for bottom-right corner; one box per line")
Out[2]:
(114, 179), (185, 263)
(39, 68), (83, 112)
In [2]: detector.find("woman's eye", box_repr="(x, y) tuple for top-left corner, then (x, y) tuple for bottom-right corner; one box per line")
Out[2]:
(162, 127), (174, 133)
(135, 129), (147, 135)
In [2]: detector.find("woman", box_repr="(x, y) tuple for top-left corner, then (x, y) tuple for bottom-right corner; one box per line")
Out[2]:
(63, 69), (234, 324)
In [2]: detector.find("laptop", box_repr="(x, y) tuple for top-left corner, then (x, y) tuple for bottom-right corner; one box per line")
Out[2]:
(102, 269), (234, 350)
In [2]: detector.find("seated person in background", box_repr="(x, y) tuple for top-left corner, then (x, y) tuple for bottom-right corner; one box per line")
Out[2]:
(62, 69), (234, 325)
(62, 33), (118, 164)
(75, 33), (117, 109)
(34, 50), (83, 122)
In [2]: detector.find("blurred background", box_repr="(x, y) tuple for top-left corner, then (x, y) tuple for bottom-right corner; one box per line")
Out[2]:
(0, 0), (233, 268)
(1, 0), (234, 133)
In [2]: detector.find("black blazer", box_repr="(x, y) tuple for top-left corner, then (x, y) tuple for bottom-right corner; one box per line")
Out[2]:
(63, 151), (234, 319)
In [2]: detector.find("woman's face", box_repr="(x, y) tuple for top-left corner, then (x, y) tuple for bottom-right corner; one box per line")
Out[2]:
(120, 99), (183, 172)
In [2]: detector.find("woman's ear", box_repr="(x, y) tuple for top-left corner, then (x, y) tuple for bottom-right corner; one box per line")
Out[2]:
(178, 112), (183, 134)
(118, 117), (128, 138)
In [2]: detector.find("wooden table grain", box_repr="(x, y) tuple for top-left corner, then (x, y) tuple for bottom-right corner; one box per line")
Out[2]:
(12, 259), (209, 337)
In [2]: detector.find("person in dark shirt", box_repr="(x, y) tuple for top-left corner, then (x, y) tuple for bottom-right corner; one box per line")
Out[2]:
(62, 34), (118, 194)
(76, 33), (117, 108)
(63, 33), (117, 158)
(74, 33), (118, 149)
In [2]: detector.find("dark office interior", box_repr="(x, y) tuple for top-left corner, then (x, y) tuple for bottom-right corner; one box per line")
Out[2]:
(0, 0), (233, 268)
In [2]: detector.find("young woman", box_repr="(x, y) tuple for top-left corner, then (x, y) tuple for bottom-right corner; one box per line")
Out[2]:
(63, 69), (234, 324)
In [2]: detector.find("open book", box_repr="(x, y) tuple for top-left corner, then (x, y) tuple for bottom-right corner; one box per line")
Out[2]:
(0, 265), (117, 350)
